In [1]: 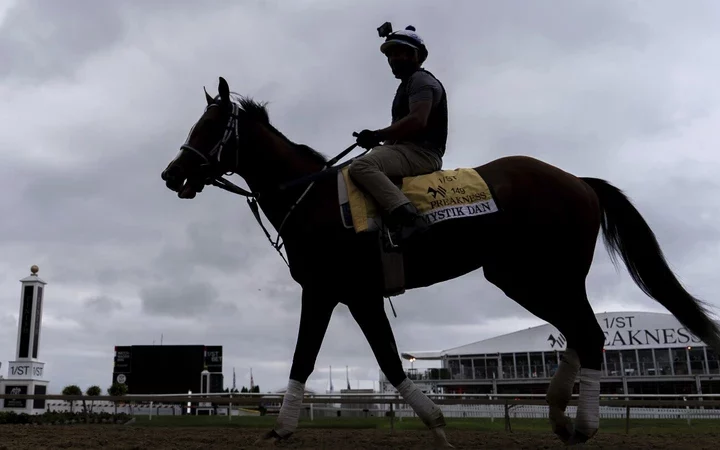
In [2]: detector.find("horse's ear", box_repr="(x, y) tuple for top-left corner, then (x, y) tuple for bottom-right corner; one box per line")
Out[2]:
(204, 87), (214, 105)
(218, 77), (230, 104)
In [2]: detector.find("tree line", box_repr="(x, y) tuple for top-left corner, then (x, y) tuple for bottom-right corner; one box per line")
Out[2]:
(61, 382), (128, 414)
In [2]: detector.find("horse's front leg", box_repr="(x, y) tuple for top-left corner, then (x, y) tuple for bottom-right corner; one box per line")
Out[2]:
(255, 287), (337, 445)
(348, 296), (454, 448)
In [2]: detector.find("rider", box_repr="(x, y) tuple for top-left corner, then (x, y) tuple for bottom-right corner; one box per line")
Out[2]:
(349, 25), (448, 244)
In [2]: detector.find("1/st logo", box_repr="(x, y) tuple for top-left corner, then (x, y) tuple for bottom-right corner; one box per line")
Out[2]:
(10, 365), (43, 377)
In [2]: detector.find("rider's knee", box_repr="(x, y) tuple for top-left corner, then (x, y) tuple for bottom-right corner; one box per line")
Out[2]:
(348, 156), (376, 178)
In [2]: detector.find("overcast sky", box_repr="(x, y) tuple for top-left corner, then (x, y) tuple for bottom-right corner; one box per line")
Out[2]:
(1, 0), (719, 395)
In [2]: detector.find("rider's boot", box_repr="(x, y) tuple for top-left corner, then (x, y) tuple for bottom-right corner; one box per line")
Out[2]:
(387, 202), (429, 244)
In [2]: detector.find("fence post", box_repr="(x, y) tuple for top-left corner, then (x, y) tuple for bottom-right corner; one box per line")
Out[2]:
(149, 401), (153, 421)
(504, 400), (512, 432)
(625, 404), (630, 434)
(390, 399), (395, 433)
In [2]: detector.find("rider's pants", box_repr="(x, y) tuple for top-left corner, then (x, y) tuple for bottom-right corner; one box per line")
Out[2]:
(348, 142), (442, 213)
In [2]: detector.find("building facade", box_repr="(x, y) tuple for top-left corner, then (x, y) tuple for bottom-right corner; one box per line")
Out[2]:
(380, 311), (720, 397)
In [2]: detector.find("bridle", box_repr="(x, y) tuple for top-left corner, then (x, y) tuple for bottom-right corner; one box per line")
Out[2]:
(175, 98), (367, 268)
(178, 100), (244, 192)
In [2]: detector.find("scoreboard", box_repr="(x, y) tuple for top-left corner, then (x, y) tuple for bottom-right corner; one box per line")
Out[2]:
(112, 345), (223, 395)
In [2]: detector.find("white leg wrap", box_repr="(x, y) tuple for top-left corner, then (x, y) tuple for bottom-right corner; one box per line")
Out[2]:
(546, 349), (580, 410)
(575, 368), (601, 436)
(274, 379), (304, 438)
(396, 378), (445, 429)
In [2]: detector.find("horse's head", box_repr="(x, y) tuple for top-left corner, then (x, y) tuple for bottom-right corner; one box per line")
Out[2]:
(161, 77), (246, 199)
(163, 76), (329, 203)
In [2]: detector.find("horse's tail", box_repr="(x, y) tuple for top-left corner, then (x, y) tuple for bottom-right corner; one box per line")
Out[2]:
(581, 177), (720, 351)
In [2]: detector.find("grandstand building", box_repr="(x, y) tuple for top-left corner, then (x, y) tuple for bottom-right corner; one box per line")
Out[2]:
(380, 311), (720, 397)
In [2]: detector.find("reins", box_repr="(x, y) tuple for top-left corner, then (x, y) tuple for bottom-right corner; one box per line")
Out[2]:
(180, 106), (397, 316)
(207, 135), (368, 269)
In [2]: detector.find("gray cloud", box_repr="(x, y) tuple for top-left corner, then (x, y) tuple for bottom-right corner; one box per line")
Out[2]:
(140, 281), (222, 317)
(84, 295), (123, 313)
(0, 0), (126, 82)
(1, 0), (719, 394)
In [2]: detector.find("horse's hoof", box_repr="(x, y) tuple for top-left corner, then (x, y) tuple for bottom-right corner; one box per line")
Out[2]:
(431, 426), (454, 448)
(432, 437), (455, 448)
(550, 419), (574, 444)
(568, 429), (595, 445)
(253, 429), (290, 446)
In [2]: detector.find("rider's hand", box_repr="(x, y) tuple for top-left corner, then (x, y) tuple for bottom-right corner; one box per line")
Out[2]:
(355, 129), (381, 150)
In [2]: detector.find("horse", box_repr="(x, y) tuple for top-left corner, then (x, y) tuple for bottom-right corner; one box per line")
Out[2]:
(160, 77), (720, 447)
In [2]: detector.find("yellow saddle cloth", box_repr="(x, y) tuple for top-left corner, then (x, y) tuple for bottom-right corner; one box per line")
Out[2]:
(338, 167), (499, 233)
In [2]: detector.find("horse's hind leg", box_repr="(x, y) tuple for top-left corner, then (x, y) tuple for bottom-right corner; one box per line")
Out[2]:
(543, 286), (604, 444)
(484, 267), (604, 444)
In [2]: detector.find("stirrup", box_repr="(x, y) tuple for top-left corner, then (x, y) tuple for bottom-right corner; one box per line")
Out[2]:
(383, 226), (399, 250)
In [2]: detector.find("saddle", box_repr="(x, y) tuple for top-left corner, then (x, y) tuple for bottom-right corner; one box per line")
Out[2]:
(338, 166), (499, 296)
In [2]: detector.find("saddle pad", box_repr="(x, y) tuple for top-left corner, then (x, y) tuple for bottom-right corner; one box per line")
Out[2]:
(339, 167), (499, 233)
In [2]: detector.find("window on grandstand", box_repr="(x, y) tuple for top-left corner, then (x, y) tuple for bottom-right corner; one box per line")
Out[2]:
(486, 357), (499, 379)
(689, 347), (706, 375)
(501, 354), (514, 379)
(637, 349), (654, 375)
(707, 348), (719, 374)
(671, 348), (689, 375)
(460, 358), (473, 379)
(515, 352), (529, 378)
(654, 348), (671, 375)
(621, 350), (638, 375)
(448, 359), (461, 379)
(543, 351), (558, 377)
(605, 350), (621, 376)
(529, 352), (543, 378)
(473, 358), (486, 379)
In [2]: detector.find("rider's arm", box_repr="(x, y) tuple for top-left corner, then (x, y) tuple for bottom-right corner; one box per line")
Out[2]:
(374, 72), (442, 142)
(374, 100), (432, 141)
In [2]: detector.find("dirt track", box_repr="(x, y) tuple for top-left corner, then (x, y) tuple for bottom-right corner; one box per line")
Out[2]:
(1, 425), (719, 449)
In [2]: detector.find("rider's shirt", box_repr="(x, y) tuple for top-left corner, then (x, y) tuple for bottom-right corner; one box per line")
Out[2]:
(391, 68), (448, 158)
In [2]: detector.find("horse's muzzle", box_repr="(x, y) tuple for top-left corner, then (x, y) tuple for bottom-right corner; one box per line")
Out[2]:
(162, 169), (184, 193)
(163, 169), (206, 199)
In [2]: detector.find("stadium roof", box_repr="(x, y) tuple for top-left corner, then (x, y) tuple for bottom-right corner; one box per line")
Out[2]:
(401, 311), (715, 361)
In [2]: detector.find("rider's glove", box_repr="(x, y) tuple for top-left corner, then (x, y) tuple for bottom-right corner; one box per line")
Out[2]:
(355, 129), (381, 150)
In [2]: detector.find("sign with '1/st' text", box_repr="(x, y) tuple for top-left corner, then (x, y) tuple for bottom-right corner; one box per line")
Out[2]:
(7, 361), (44, 380)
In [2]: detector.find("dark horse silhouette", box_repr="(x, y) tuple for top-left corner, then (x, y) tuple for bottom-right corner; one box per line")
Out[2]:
(161, 77), (720, 447)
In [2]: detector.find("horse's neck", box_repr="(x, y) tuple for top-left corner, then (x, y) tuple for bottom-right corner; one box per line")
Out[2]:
(240, 127), (324, 233)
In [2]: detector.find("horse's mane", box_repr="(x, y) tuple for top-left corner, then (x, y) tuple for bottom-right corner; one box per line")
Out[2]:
(230, 93), (328, 165)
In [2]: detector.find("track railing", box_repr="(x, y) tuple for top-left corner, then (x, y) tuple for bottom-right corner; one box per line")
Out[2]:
(3, 392), (720, 433)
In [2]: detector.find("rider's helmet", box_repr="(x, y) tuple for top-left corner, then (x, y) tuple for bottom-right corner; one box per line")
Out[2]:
(380, 26), (428, 64)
